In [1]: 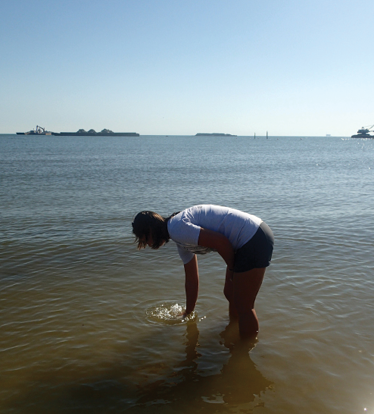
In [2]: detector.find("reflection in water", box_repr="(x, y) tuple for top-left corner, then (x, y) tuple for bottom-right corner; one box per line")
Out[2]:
(3, 322), (272, 413)
(135, 321), (273, 412)
(219, 322), (273, 406)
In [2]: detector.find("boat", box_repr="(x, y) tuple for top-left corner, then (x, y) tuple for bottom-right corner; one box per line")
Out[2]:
(16, 125), (52, 135)
(351, 125), (374, 138)
(52, 129), (139, 137)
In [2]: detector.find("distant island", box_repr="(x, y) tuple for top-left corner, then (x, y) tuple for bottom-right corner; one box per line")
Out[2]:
(195, 133), (237, 137)
(52, 129), (139, 137)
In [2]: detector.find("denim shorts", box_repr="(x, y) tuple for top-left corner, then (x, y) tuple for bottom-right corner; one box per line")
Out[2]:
(233, 221), (274, 273)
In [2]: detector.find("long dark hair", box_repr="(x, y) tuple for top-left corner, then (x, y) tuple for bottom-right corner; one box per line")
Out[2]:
(132, 211), (179, 249)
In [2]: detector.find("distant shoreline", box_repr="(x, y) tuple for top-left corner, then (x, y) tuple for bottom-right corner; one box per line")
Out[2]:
(195, 133), (237, 137)
(0, 133), (355, 138)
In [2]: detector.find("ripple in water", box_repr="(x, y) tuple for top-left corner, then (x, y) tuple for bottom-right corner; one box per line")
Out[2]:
(145, 302), (196, 325)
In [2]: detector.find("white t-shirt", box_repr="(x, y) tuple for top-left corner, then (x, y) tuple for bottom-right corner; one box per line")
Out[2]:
(167, 205), (262, 264)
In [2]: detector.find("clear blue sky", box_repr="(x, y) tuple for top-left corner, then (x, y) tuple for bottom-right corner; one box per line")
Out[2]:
(1, 0), (373, 135)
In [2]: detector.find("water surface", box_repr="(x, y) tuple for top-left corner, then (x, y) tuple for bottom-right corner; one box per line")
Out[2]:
(0, 135), (373, 413)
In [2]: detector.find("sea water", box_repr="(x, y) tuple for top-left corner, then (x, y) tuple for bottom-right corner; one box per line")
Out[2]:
(0, 135), (373, 413)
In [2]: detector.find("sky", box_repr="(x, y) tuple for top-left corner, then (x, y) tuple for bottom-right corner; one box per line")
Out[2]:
(1, 0), (373, 136)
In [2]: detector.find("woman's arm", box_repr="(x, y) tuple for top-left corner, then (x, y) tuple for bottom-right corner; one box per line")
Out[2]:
(183, 255), (199, 315)
(198, 228), (235, 270)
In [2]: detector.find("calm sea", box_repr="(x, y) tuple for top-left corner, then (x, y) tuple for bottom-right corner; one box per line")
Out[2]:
(0, 135), (373, 414)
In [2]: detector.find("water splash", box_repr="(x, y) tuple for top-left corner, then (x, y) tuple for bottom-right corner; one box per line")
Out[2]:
(145, 302), (196, 325)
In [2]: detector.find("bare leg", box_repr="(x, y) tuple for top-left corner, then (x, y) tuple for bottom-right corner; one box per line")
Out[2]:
(232, 267), (265, 338)
(224, 267), (238, 320)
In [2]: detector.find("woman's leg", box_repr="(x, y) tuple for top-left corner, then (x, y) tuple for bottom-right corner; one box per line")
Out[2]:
(224, 267), (238, 320)
(232, 267), (265, 338)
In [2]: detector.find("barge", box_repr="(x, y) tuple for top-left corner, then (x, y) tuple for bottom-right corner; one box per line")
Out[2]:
(351, 125), (374, 138)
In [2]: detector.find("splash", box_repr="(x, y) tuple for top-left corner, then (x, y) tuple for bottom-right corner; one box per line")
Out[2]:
(145, 302), (196, 325)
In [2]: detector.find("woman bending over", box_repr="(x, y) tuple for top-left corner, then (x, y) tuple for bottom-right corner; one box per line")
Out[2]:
(132, 204), (274, 338)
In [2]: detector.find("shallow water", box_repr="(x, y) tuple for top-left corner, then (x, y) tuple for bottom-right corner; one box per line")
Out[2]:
(0, 135), (373, 413)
